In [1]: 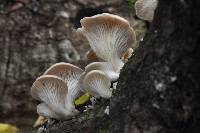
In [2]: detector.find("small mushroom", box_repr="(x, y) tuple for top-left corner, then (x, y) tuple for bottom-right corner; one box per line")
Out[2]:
(135, 0), (158, 22)
(31, 75), (78, 119)
(84, 62), (119, 82)
(43, 62), (84, 108)
(82, 70), (112, 98)
(77, 13), (136, 72)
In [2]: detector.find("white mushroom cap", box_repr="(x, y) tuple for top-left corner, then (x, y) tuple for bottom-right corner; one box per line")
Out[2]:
(85, 62), (119, 82)
(82, 70), (112, 98)
(78, 13), (136, 72)
(135, 0), (158, 21)
(44, 62), (83, 108)
(31, 75), (78, 119)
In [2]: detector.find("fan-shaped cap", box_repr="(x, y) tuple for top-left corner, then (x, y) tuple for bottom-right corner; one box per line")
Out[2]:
(31, 75), (71, 118)
(44, 62), (83, 83)
(85, 62), (119, 82)
(83, 70), (112, 98)
(44, 62), (84, 106)
(135, 0), (158, 21)
(77, 13), (136, 70)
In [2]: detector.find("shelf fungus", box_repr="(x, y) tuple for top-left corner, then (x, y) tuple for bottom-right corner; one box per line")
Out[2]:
(135, 0), (158, 22)
(77, 13), (136, 80)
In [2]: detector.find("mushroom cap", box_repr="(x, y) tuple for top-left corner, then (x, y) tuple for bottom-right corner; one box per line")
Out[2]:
(31, 75), (67, 103)
(85, 62), (119, 82)
(44, 62), (83, 83)
(44, 62), (84, 106)
(31, 75), (77, 119)
(77, 13), (136, 69)
(135, 0), (158, 21)
(83, 70), (112, 98)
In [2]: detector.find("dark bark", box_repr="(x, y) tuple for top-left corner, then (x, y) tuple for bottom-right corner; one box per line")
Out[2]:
(108, 0), (200, 132)
(104, 0), (200, 132)
(42, 0), (200, 132)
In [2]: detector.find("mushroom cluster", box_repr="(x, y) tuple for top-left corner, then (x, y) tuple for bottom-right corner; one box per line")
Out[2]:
(31, 13), (136, 120)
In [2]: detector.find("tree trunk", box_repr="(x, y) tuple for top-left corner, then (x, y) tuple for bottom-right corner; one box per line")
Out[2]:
(19, 0), (200, 132)
(104, 0), (200, 132)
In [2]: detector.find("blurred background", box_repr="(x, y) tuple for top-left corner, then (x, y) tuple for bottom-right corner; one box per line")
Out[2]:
(0, 0), (146, 129)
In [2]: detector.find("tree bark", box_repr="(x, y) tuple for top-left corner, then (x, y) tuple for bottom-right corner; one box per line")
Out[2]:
(97, 0), (200, 132)
(106, 0), (200, 132)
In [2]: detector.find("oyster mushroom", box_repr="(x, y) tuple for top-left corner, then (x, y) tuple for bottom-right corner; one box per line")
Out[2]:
(135, 0), (158, 22)
(43, 62), (84, 107)
(77, 13), (136, 73)
(31, 75), (78, 119)
(84, 62), (119, 82)
(82, 70), (112, 98)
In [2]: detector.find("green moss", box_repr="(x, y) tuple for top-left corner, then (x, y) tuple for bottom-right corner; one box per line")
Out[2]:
(127, 0), (137, 9)
(83, 110), (92, 120)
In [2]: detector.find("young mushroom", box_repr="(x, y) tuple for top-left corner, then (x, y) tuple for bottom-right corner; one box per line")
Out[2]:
(77, 13), (136, 73)
(84, 62), (119, 82)
(135, 0), (158, 22)
(82, 70), (112, 98)
(31, 75), (77, 119)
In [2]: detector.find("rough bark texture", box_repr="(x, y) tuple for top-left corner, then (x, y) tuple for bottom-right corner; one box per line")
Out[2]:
(33, 0), (200, 132)
(108, 0), (200, 132)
